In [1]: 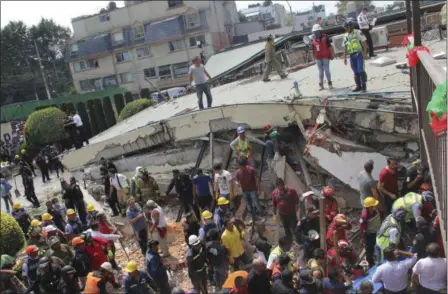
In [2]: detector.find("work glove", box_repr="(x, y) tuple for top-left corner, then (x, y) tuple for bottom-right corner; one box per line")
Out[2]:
(107, 250), (114, 260)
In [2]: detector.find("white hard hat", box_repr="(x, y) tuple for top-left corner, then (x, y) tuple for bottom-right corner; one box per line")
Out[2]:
(312, 24), (322, 32)
(44, 225), (57, 233)
(188, 235), (200, 246)
(100, 262), (113, 272)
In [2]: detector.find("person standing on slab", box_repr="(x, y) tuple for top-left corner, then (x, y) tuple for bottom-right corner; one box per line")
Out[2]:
(262, 35), (288, 82)
(188, 56), (213, 110)
(357, 7), (376, 58)
(310, 24), (334, 90)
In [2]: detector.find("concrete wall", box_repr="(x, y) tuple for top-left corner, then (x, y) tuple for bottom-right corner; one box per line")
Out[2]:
(234, 22), (264, 36)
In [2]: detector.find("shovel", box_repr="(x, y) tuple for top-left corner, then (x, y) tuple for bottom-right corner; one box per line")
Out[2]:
(13, 176), (21, 198)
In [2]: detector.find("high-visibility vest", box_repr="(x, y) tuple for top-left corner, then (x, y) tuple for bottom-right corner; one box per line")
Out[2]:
(269, 246), (294, 271)
(84, 272), (101, 294)
(376, 215), (402, 252)
(392, 192), (422, 222)
(271, 264), (282, 280)
(237, 138), (251, 158)
(343, 30), (363, 55)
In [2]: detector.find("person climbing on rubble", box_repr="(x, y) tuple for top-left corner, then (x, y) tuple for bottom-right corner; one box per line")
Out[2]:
(230, 126), (265, 167)
(392, 191), (434, 225)
(214, 196), (232, 233)
(188, 55), (213, 110)
(45, 236), (73, 265)
(263, 124), (281, 160)
(378, 157), (399, 215)
(322, 186), (338, 225)
(83, 261), (121, 294)
(375, 207), (407, 261)
(108, 168), (129, 217)
(326, 214), (352, 248)
(236, 157), (263, 221)
(146, 200), (170, 257)
(86, 203), (99, 226)
(124, 260), (155, 294)
(295, 205), (320, 259)
(12, 202), (31, 238)
(310, 23), (334, 91)
(262, 34), (288, 82)
(359, 197), (381, 268)
(146, 239), (171, 294)
(166, 169), (195, 216)
(267, 236), (293, 272)
(192, 168), (214, 211)
(272, 178), (299, 241)
(213, 163), (235, 204)
(45, 200), (66, 231)
(126, 197), (148, 255)
(342, 18), (369, 93)
(187, 235), (209, 294)
(131, 166), (160, 206)
(199, 210), (219, 242)
(71, 236), (92, 288)
(184, 212), (201, 247)
(205, 228), (228, 292)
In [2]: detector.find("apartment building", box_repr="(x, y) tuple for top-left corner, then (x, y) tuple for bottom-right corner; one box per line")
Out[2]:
(293, 4), (326, 31)
(66, 0), (239, 95)
(240, 4), (287, 29)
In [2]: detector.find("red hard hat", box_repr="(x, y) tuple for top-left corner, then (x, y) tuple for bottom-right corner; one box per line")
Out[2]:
(419, 183), (431, 191)
(263, 124), (271, 131)
(322, 186), (334, 197)
(25, 245), (38, 255)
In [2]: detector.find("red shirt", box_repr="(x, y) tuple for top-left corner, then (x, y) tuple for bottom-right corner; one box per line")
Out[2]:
(272, 187), (299, 216)
(359, 208), (379, 232)
(324, 198), (338, 223)
(85, 238), (109, 270)
(379, 167), (398, 195)
(98, 221), (114, 234)
(236, 166), (257, 192)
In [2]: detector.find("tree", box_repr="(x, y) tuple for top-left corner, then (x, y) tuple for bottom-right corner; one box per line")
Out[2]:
(24, 107), (67, 147)
(263, 0), (273, 7)
(0, 212), (26, 257)
(102, 97), (117, 128)
(238, 11), (248, 22)
(118, 99), (155, 121)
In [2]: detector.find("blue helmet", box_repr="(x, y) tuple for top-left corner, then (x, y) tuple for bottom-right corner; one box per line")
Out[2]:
(393, 207), (407, 222)
(237, 126), (245, 134)
(422, 191), (434, 202)
(343, 18), (355, 29)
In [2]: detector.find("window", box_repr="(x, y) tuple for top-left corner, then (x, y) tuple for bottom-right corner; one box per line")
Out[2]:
(120, 72), (133, 83)
(133, 26), (145, 39)
(116, 51), (131, 62)
(113, 32), (124, 42)
(144, 67), (157, 78)
(79, 78), (102, 91)
(167, 0), (183, 8)
(136, 46), (150, 58)
(99, 14), (110, 23)
(168, 39), (185, 52)
(73, 59), (98, 72)
(172, 62), (189, 78)
(185, 13), (200, 29)
(158, 65), (172, 79)
(103, 75), (118, 88)
(80, 80), (91, 91)
(71, 43), (79, 53)
(189, 35), (206, 47)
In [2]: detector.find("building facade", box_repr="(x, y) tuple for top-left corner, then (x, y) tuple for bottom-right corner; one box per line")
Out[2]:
(293, 4), (326, 31)
(66, 0), (239, 95)
(240, 4), (287, 29)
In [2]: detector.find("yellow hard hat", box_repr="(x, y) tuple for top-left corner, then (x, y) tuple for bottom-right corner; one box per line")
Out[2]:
(201, 210), (213, 219)
(31, 219), (42, 227)
(124, 260), (138, 273)
(42, 213), (53, 221)
(13, 202), (21, 209)
(87, 204), (95, 212)
(363, 197), (379, 208)
(66, 209), (76, 216)
(15, 155), (20, 159)
(217, 197), (229, 206)
(21, 149), (26, 154)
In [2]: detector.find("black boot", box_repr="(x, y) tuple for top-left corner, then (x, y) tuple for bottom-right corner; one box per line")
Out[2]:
(360, 72), (368, 93)
(361, 84), (367, 92)
(352, 75), (361, 92)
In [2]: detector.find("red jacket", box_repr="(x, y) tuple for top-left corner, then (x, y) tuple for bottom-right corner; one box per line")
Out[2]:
(312, 34), (332, 60)
(98, 221), (114, 234)
(324, 198), (338, 223)
(326, 221), (351, 248)
(85, 237), (109, 270)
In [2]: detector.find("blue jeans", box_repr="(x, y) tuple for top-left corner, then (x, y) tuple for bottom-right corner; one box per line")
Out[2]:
(196, 83), (212, 109)
(315, 58), (332, 84)
(349, 52), (367, 85)
(213, 264), (228, 291)
(2, 196), (10, 213)
(242, 190), (263, 216)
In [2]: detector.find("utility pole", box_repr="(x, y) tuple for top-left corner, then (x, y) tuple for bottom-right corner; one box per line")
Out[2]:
(286, 1), (295, 32)
(34, 39), (52, 100)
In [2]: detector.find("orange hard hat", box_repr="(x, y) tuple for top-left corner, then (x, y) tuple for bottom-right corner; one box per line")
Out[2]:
(322, 186), (334, 197)
(71, 237), (85, 246)
(419, 183), (431, 191)
(25, 245), (39, 255)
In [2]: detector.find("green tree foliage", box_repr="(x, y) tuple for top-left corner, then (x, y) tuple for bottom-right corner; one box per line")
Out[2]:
(125, 92), (133, 104)
(24, 107), (67, 146)
(118, 98), (155, 121)
(34, 104), (57, 111)
(140, 88), (151, 99)
(86, 100), (99, 136)
(76, 102), (92, 138)
(102, 97), (117, 128)
(114, 94), (125, 114)
(0, 212), (26, 257)
(93, 99), (108, 132)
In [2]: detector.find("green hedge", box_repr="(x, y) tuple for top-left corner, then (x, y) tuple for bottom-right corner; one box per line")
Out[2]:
(35, 104), (57, 111)
(102, 97), (117, 128)
(0, 212), (26, 257)
(24, 107), (67, 146)
(86, 100), (99, 136)
(118, 98), (155, 121)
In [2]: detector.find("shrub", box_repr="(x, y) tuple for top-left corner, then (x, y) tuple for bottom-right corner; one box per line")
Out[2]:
(102, 97), (117, 128)
(34, 104), (57, 111)
(76, 102), (92, 138)
(118, 98), (155, 121)
(24, 107), (67, 147)
(93, 99), (108, 132)
(114, 94), (125, 115)
(0, 212), (26, 257)
(86, 100), (99, 136)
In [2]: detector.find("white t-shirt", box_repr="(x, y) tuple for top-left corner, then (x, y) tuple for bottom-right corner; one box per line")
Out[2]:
(357, 13), (370, 29)
(110, 173), (129, 189)
(214, 170), (232, 195)
(189, 64), (208, 85)
(412, 257), (447, 291)
(72, 114), (83, 127)
(151, 206), (167, 228)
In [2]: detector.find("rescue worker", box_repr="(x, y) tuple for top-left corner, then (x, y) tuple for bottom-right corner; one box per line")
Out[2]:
(199, 210), (219, 242)
(65, 209), (84, 241)
(295, 205), (320, 259)
(86, 203), (99, 226)
(187, 235), (208, 294)
(326, 240), (356, 269)
(146, 239), (171, 294)
(326, 214), (352, 248)
(46, 200), (66, 231)
(311, 23), (334, 90)
(58, 265), (81, 294)
(82, 232), (109, 271)
(272, 270), (296, 294)
(307, 248), (326, 280)
(342, 18), (369, 92)
(61, 179), (76, 210)
(230, 126), (265, 166)
(262, 34), (288, 82)
(401, 159), (426, 195)
(221, 218), (248, 271)
(131, 167), (160, 205)
(392, 191), (434, 223)
(84, 262), (121, 293)
(359, 197), (381, 267)
(108, 168), (129, 217)
(263, 124), (281, 159)
(419, 185), (436, 222)
(376, 207), (407, 261)
(192, 168), (214, 211)
(20, 149), (37, 176)
(12, 202), (31, 238)
(70, 176), (87, 225)
(322, 186), (338, 224)
(42, 212), (57, 228)
(272, 178), (299, 241)
(166, 169), (196, 216)
(147, 200), (170, 257)
(36, 255), (64, 294)
(22, 245), (41, 292)
(44, 224), (67, 244)
(127, 197), (148, 255)
(97, 212), (115, 235)
(71, 237), (92, 288)
(214, 197), (232, 232)
(184, 212), (201, 246)
(124, 260), (155, 294)
(271, 254), (290, 281)
(35, 152), (51, 183)
(16, 161), (40, 208)
(27, 224), (48, 250)
(213, 163), (235, 203)
(205, 228), (228, 292)
(267, 236), (293, 271)
(412, 217), (437, 259)
(45, 236), (73, 265)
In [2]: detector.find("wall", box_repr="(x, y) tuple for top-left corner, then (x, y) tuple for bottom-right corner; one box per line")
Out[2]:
(234, 22), (264, 36)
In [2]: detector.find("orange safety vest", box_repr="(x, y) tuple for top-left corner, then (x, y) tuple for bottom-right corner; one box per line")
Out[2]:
(271, 264), (282, 281)
(84, 272), (101, 294)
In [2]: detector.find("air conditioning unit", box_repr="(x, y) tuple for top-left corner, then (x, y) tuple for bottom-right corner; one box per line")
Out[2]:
(331, 25), (389, 55)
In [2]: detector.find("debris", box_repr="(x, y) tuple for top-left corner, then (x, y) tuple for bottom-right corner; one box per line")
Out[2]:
(433, 51), (446, 59)
(395, 62), (409, 69)
(370, 56), (397, 67)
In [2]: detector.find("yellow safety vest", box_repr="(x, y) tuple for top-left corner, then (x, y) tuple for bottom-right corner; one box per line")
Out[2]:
(270, 246), (294, 271)
(343, 30), (363, 55)
(376, 215), (402, 253)
(392, 192), (422, 222)
(237, 138), (251, 158)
